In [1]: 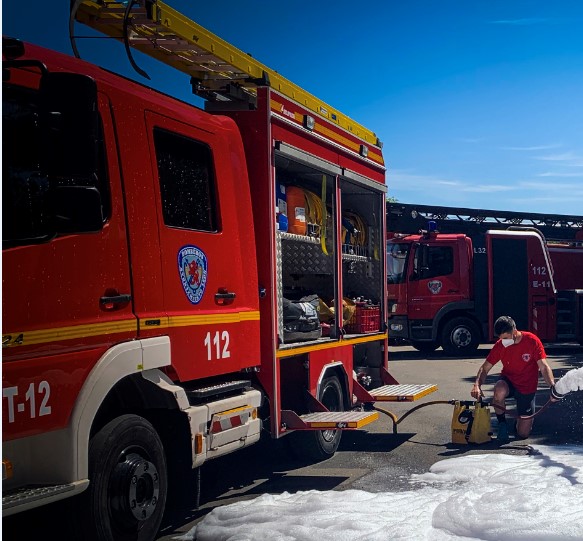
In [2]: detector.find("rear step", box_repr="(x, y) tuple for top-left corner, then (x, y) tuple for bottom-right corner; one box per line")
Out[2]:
(368, 383), (438, 402)
(281, 410), (379, 430)
(300, 410), (379, 429)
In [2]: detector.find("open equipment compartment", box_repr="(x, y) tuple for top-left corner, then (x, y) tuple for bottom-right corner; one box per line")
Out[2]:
(274, 153), (339, 346)
(340, 177), (385, 336)
(274, 151), (386, 346)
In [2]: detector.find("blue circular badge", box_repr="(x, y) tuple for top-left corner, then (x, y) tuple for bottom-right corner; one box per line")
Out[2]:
(177, 245), (208, 304)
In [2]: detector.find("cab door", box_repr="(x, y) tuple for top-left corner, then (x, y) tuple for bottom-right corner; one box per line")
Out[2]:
(2, 86), (134, 440)
(143, 111), (260, 381)
(407, 241), (463, 320)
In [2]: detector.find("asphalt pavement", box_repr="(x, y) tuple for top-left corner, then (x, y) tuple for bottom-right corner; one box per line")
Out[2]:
(155, 343), (583, 540)
(4, 344), (582, 540)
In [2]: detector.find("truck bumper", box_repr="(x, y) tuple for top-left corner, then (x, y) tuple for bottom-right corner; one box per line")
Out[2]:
(409, 320), (435, 341)
(388, 317), (436, 342)
(388, 315), (409, 339)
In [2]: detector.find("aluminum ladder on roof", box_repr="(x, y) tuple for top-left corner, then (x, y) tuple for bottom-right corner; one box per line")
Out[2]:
(387, 202), (583, 241)
(72, 0), (381, 146)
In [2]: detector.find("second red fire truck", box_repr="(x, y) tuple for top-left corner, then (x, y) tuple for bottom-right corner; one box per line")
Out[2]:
(387, 203), (583, 355)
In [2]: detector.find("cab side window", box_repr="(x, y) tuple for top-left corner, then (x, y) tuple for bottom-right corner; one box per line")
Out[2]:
(426, 246), (453, 278)
(154, 128), (218, 232)
(2, 84), (110, 248)
(2, 86), (48, 244)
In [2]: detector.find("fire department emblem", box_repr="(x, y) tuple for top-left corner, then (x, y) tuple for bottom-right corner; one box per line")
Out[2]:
(522, 354), (531, 362)
(428, 280), (442, 294)
(178, 245), (208, 305)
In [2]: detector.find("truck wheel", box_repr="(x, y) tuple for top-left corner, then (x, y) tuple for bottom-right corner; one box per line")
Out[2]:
(441, 317), (480, 356)
(411, 341), (438, 353)
(290, 376), (344, 462)
(78, 414), (168, 541)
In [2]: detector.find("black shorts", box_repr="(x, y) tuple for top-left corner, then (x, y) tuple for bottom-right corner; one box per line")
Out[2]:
(499, 376), (536, 416)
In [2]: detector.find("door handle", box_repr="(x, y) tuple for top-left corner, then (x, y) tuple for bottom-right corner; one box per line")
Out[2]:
(215, 291), (236, 300)
(215, 288), (236, 305)
(100, 293), (131, 310)
(448, 289), (459, 293)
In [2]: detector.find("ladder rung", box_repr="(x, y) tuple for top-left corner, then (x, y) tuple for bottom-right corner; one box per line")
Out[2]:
(299, 411), (379, 429)
(369, 383), (438, 402)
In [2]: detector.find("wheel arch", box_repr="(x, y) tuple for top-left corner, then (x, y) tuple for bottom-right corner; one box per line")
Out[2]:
(316, 362), (350, 411)
(433, 302), (481, 342)
(70, 337), (191, 482)
(286, 362), (348, 462)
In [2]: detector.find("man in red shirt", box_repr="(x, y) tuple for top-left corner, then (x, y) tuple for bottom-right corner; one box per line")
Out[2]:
(471, 316), (562, 442)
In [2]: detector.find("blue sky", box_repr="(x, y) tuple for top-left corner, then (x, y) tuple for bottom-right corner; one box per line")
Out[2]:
(4, 1), (583, 215)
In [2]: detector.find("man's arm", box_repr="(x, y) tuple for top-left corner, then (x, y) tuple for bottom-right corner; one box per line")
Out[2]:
(537, 358), (564, 401)
(471, 360), (494, 399)
(537, 358), (555, 388)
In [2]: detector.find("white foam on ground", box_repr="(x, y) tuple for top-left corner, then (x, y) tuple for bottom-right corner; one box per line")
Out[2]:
(181, 445), (583, 541)
(555, 367), (583, 395)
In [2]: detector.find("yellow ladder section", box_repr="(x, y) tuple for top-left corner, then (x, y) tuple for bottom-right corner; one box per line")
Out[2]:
(74, 0), (381, 146)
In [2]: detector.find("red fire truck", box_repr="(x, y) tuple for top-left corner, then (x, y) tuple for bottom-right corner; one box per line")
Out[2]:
(2, 2), (436, 539)
(387, 203), (583, 355)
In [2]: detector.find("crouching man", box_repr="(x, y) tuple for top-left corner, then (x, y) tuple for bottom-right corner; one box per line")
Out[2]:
(470, 316), (563, 442)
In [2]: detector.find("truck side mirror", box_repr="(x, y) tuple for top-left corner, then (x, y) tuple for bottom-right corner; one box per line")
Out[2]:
(39, 72), (99, 179)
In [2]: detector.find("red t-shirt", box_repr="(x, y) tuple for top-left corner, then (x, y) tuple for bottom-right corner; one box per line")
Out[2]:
(485, 331), (546, 394)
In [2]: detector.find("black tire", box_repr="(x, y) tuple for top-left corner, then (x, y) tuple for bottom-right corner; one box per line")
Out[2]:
(77, 414), (168, 541)
(411, 341), (439, 353)
(441, 317), (480, 356)
(290, 376), (344, 462)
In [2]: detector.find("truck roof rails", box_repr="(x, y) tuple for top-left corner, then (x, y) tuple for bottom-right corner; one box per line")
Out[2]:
(387, 202), (583, 242)
(71, 0), (381, 147)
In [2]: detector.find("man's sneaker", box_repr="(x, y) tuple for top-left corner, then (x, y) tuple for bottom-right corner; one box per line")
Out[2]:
(497, 422), (510, 443)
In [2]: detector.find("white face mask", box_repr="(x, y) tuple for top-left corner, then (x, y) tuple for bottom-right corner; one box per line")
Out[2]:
(501, 338), (514, 348)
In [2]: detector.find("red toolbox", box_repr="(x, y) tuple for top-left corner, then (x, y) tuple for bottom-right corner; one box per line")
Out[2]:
(345, 303), (380, 333)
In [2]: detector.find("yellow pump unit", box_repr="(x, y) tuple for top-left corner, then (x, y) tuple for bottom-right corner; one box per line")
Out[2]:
(451, 400), (492, 444)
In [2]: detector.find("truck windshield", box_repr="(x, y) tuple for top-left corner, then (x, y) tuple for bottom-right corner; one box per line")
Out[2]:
(387, 242), (409, 284)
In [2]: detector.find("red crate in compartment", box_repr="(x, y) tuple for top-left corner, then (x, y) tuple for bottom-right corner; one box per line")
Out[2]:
(345, 304), (380, 334)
